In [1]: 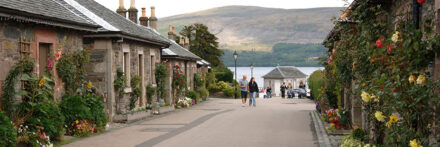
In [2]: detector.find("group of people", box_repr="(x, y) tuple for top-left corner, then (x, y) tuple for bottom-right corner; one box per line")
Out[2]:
(279, 82), (306, 98)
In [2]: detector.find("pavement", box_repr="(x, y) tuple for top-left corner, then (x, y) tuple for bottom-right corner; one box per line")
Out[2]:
(62, 97), (318, 147)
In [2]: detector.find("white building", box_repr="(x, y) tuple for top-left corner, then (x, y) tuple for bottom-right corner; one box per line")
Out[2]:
(262, 66), (307, 96)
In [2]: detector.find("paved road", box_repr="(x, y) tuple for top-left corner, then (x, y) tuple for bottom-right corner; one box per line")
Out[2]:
(63, 97), (317, 147)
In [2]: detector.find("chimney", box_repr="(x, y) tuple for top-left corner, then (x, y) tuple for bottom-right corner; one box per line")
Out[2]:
(184, 37), (190, 49)
(168, 25), (175, 40)
(128, 0), (138, 23)
(149, 6), (158, 30)
(139, 8), (149, 26)
(116, 0), (127, 18)
(179, 37), (184, 46)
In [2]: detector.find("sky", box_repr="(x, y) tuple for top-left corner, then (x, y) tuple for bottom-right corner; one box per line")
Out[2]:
(95, 0), (354, 18)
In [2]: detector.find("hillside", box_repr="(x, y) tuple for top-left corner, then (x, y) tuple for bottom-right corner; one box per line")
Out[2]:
(158, 6), (342, 51)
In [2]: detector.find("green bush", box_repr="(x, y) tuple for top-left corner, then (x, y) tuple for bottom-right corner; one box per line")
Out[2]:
(0, 111), (16, 147)
(60, 95), (107, 134)
(130, 75), (142, 110)
(146, 84), (156, 105)
(60, 95), (91, 134)
(213, 67), (233, 83)
(25, 102), (64, 141)
(83, 94), (107, 131)
(307, 70), (325, 100)
(223, 87), (234, 97)
(197, 88), (209, 99)
(185, 91), (199, 102)
(208, 83), (221, 92)
(217, 81), (231, 90)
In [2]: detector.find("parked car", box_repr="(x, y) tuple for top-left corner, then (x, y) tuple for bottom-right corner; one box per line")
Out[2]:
(305, 88), (311, 98)
(295, 89), (307, 98)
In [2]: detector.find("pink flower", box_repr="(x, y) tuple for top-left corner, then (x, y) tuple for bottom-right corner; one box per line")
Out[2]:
(387, 45), (392, 54)
(47, 59), (54, 69)
(36, 125), (40, 129)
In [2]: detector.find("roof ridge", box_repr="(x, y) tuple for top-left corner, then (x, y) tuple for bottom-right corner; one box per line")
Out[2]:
(277, 66), (287, 77)
(63, 0), (119, 31)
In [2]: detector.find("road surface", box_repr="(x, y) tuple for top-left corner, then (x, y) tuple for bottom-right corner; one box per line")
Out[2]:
(63, 97), (317, 147)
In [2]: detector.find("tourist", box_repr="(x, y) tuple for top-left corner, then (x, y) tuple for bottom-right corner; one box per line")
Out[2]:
(266, 87), (272, 98)
(299, 81), (306, 89)
(280, 82), (287, 98)
(239, 75), (249, 107)
(248, 77), (258, 107)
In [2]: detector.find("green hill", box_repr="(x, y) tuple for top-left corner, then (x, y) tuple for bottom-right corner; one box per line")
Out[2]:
(158, 6), (342, 51)
(221, 43), (326, 67)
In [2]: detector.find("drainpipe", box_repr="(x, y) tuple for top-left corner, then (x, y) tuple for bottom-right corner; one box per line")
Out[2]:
(413, 0), (421, 29)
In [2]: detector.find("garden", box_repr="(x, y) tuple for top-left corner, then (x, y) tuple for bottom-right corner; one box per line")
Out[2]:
(313, 0), (440, 146)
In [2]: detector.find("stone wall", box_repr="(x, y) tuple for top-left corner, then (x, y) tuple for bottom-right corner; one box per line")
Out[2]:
(0, 21), (84, 102)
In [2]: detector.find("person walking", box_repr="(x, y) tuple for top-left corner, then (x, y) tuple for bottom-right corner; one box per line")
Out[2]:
(239, 75), (249, 107)
(280, 82), (287, 98)
(248, 77), (258, 107)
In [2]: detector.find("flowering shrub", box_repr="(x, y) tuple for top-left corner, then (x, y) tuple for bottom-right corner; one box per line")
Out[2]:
(324, 0), (440, 145)
(71, 120), (96, 137)
(25, 102), (64, 142)
(176, 97), (192, 108)
(322, 108), (349, 130)
(172, 65), (186, 104)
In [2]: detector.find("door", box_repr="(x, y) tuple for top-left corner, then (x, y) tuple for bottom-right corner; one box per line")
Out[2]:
(274, 80), (280, 97)
(39, 43), (51, 76)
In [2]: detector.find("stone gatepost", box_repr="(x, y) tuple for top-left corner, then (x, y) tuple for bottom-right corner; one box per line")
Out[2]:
(351, 80), (363, 127)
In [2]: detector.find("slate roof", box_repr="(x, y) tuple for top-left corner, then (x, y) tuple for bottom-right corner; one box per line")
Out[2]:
(0, 0), (99, 31)
(69, 0), (170, 45)
(162, 40), (201, 61)
(262, 66), (307, 79)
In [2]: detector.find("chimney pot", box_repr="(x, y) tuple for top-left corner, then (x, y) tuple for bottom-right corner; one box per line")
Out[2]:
(139, 7), (149, 26)
(168, 25), (175, 40)
(116, 0), (127, 18)
(127, 0), (138, 23)
(149, 6), (158, 30)
(179, 37), (184, 46)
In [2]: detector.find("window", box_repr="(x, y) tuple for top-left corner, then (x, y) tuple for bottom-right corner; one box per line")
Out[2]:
(39, 43), (51, 76)
(123, 52), (130, 86)
(150, 55), (155, 84)
(138, 54), (144, 107)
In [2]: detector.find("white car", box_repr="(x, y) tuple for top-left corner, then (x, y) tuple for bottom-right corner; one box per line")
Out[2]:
(306, 88), (311, 98)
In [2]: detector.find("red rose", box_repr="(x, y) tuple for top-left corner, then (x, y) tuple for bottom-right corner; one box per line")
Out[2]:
(387, 45), (392, 54)
(418, 0), (426, 3)
(180, 80), (183, 83)
(380, 85), (384, 89)
(393, 89), (397, 93)
(376, 38), (384, 48)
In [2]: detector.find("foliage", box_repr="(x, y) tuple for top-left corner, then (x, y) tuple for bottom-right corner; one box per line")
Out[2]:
(1, 56), (34, 117)
(222, 43), (326, 67)
(307, 70), (325, 100)
(145, 84), (156, 105)
(340, 136), (365, 147)
(155, 62), (168, 101)
(324, 1), (440, 145)
(56, 50), (90, 95)
(351, 126), (366, 142)
(193, 74), (204, 89)
(206, 71), (217, 86)
(212, 67), (233, 83)
(322, 109), (350, 130)
(196, 88), (209, 99)
(180, 24), (224, 68)
(114, 68), (126, 114)
(185, 91), (199, 102)
(223, 87), (234, 97)
(20, 75), (55, 103)
(129, 75), (142, 110)
(59, 95), (91, 135)
(0, 111), (16, 147)
(82, 94), (107, 131)
(25, 102), (64, 142)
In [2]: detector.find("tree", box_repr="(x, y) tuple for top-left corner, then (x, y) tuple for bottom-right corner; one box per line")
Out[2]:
(180, 24), (224, 68)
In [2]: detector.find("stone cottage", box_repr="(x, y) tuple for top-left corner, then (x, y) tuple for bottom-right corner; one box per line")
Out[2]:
(262, 66), (307, 96)
(67, 0), (170, 120)
(0, 0), (100, 103)
(162, 25), (201, 104)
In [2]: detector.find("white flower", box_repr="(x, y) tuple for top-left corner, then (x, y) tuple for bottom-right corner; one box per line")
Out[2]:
(392, 31), (399, 43)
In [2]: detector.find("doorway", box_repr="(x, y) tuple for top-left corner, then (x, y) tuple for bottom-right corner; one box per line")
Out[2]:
(39, 43), (51, 76)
